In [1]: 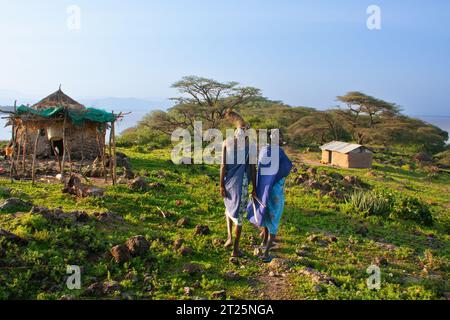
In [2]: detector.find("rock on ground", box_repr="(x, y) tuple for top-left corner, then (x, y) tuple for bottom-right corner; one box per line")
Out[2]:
(125, 235), (150, 256)
(298, 267), (335, 285)
(224, 271), (241, 281)
(194, 225), (210, 236)
(307, 232), (338, 246)
(375, 241), (398, 251)
(110, 244), (131, 264)
(62, 175), (105, 198)
(183, 263), (203, 275)
(179, 246), (193, 256)
(31, 206), (91, 224)
(344, 176), (359, 185)
(173, 238), (184, 250)
(177, 217), (190, 227)
(94, 211), (124, 223)
(128, 177), (149, 191)
(268, 258), (290, 272)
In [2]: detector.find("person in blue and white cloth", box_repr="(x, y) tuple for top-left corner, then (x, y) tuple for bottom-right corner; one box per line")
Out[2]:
(247, 130), (292, 262)
(220, 123), (257, 259)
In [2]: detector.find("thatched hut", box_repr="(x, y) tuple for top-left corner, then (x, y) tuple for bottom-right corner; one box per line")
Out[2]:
(3, 87), (121, 184)
(13, 88), (115, 160)
(320, 141), (373, 169)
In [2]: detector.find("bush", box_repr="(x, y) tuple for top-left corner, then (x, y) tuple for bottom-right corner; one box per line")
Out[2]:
(435, 150), (450, 168)
(346, 190), (392, 217)
(391, 196), (434, 226)
(117, 126), (171, 148)
(345, 189), (433, 225)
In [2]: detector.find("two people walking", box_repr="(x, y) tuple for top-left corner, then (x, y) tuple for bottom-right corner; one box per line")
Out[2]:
(220, 126), (292, 261)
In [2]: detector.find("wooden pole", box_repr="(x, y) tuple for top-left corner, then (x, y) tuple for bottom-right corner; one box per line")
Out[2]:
(111, 117), (117, 185)
(61, 108), (68, 182)
(67, 141), (73, 175)
(16, 130), (22, 165)
(96, 127), (107, 182)
(108, 124), (113, 183)
(21, 128), (27, 173)
(80, 128), (85, 173)
(103, 128), (107, 183)
(9, 102), (17, 182)
(31, 130), (40, 185)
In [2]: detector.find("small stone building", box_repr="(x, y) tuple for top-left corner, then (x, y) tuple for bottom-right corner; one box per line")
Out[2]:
(320, 141), (373, 169)
(13, 88), (115, 160)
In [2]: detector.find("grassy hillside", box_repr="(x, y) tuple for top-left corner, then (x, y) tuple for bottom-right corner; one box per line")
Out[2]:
(0, 148), (448, 300)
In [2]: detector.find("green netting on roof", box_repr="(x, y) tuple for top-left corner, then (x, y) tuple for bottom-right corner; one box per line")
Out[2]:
(16, 105), (117, 125)
(17, 105), (64, 117)
(68, 108), (117, 125)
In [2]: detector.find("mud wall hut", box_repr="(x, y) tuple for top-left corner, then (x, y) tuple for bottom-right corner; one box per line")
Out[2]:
(320, 141), (373, 169)
(13, 88), (113, 160)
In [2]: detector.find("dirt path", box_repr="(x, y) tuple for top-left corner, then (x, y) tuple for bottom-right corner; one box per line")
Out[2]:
(291, 152), (323, 167)
(251, 237), (298, 300)
(253, 272), (296, 300)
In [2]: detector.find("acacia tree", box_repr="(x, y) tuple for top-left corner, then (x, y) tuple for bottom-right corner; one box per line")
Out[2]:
(369, 115), (448, 152)
(139, 110), (187, 135)
(335, 91), (400, 144)
(288, 110), (348, 145)
(144, 76), (262, 133)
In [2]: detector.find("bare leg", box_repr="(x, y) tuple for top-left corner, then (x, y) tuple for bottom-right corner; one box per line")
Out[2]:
(232, 225), (243, 257)
(262, 233), (276, 260)
(224, 214), (233, 248)
(261, 227), (269, 247)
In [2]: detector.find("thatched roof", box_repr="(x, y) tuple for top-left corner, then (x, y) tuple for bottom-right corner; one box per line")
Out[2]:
(32, 87), (85, 111)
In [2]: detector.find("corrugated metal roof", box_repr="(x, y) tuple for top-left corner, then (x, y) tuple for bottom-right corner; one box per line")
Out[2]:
(320, 141), (365, 154)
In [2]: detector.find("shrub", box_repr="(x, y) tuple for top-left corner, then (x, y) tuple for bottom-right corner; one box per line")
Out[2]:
(117, 126), (170, 148)
(391, 195), (434, 226)
(0, 187), (11, 198)
(345, 189), (433, 225)
(435, 150), (450, 168)
(346, 190), (392, 217)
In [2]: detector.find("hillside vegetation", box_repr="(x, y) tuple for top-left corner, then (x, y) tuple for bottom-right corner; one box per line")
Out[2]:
(1, 76), (448, 300)
(120, 77), (448, 156)
(0, 147), (448, 300)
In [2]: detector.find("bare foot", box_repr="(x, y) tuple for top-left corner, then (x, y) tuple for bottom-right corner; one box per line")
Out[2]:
(224, 238), (233, 248)
(231, 249), (244, 258)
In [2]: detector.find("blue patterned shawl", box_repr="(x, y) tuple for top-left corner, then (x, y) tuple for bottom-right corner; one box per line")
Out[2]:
(223, 139), (251, 220)
(247, 146), (292, 227)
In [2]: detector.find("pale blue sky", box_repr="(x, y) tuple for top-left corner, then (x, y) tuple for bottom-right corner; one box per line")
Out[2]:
(1, 0), (449, 115)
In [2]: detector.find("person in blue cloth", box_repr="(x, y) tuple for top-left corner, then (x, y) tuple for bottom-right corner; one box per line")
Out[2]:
(247, 130), (292, 261)
(220, 126), (257, 258)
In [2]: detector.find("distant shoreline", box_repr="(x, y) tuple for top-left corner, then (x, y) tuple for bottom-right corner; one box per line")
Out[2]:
(0, 113), (448, 142)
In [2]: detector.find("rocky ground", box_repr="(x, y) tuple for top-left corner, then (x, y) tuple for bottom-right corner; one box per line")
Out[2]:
(0, 148), (448, 300)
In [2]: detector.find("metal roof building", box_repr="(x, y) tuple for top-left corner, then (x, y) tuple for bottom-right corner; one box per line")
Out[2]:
(320, 141), (373, 169)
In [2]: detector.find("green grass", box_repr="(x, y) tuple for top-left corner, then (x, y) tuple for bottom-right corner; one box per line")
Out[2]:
(0, 148), (448, 300)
